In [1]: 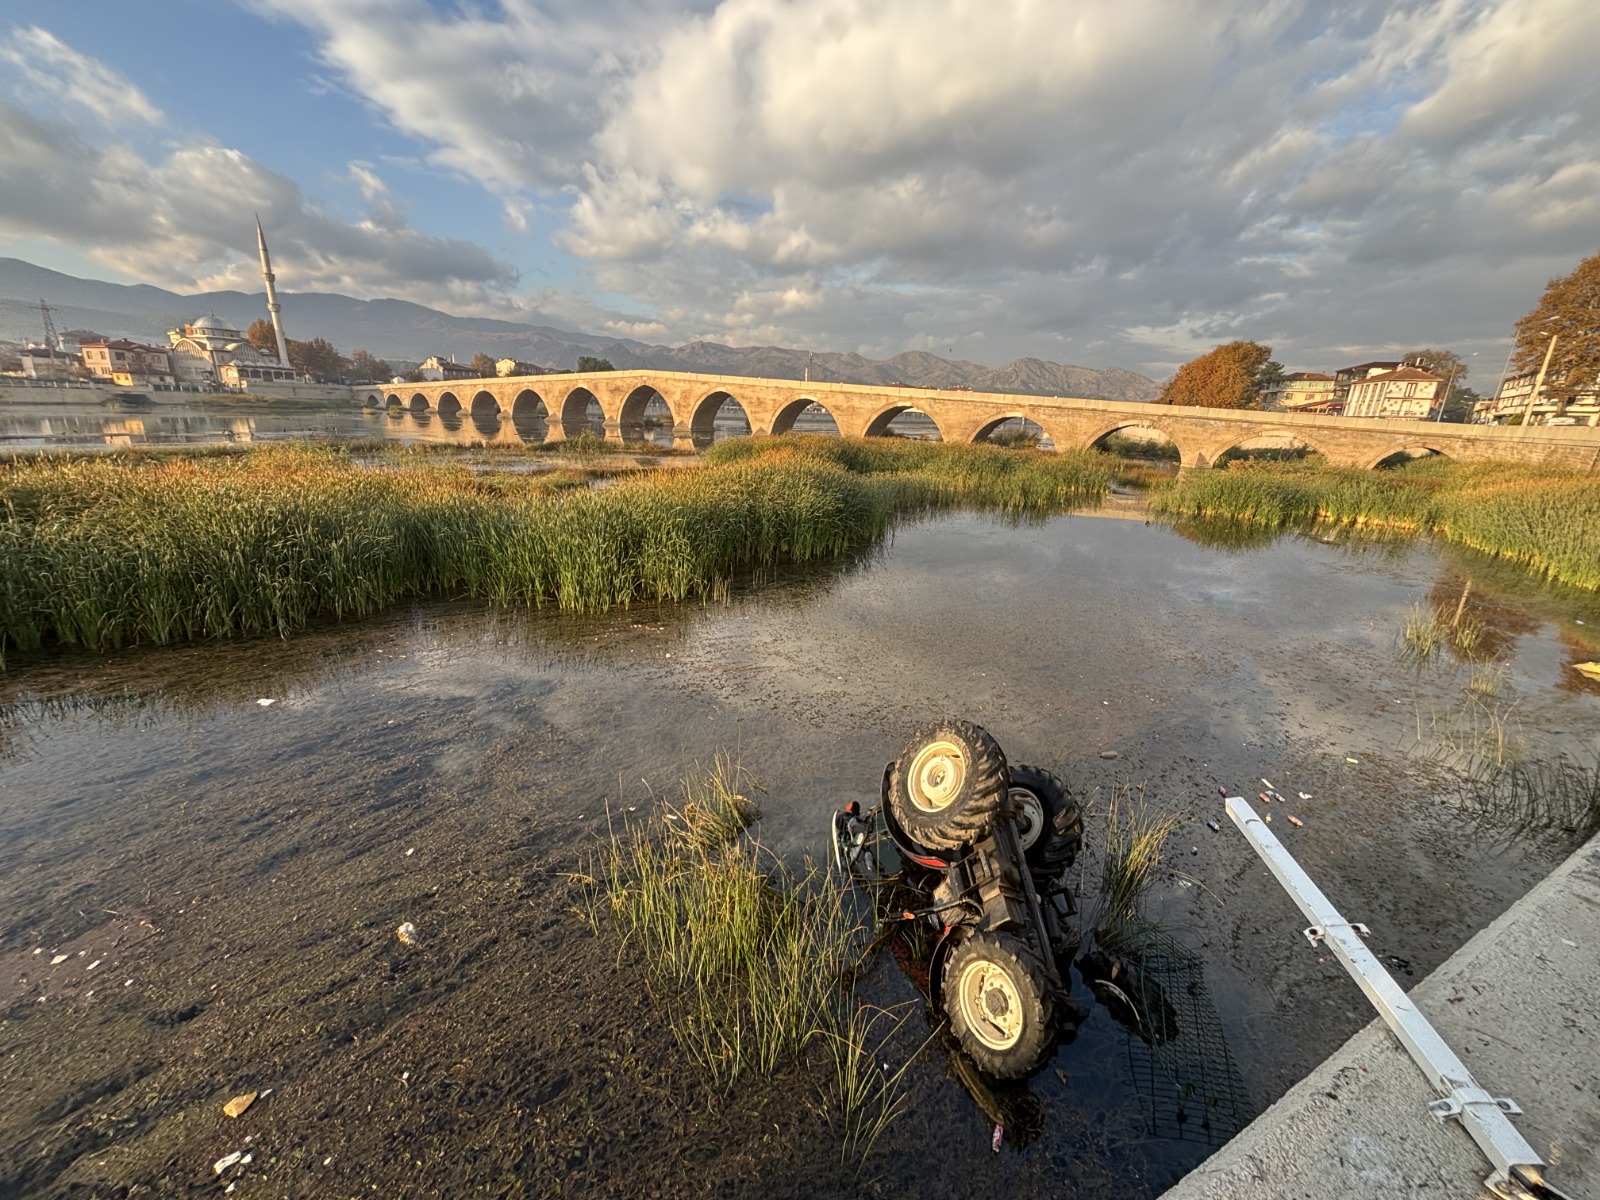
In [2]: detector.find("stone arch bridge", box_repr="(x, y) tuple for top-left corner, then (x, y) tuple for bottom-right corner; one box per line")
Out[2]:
(360, 370), (1600, 471)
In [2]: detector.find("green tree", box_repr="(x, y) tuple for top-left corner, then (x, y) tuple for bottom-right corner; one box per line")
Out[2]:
(1440, 384), (1481, 423)
(349, 349), (392, 381)
(246, 318), (278, 355)
(1512, 249), (1600, 402)
(469, 352), (497, 377)
(1159, 341), (1274, 408)
(287, 337), (345, 382)
(402, 368), (426, 384)
(1403, 349), (1468, 420)
(576, 355), (615, 373)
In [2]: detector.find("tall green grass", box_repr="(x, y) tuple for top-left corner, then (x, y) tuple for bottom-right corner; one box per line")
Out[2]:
(1151, 459), (1600, 590)
(0, 437), (1110, 661)
(587, 757), (861, 1091)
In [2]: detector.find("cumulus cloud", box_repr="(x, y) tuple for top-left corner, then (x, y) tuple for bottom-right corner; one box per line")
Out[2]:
(0, 25), (163, 128)
(249, 0), (695, 191)
(0, 98), (516, 305)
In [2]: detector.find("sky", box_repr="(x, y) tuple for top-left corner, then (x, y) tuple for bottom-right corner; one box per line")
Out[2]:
(1, 0), (1597, 382)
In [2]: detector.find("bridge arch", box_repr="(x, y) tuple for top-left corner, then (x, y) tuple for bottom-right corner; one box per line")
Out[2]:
(1082, 419), (1183, 462)
(972, 414), (1050, 448)
(470, 389), (500, 417)
(619, 384), (677, 445)
(408, 392), (430, 413)
(559, 386), (605, 438)
(864, 404), (944, 440)
(360, 391), (381, 407)
(510, 388), (549, 441)
(689, 389), (752, 449)
(385, 392), (403, 409)
(1209, 431), (1327, 467)
(1364, 444), (1455, 470)
(437, 391), (462, 417)
(770, 396), (840, 436)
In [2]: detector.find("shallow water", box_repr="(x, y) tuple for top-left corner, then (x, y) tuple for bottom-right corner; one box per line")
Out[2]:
(2, 510), (1597, 1196)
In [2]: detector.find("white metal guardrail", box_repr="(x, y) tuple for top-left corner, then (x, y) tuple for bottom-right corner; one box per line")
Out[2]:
(1226, 796), (1575, 1200)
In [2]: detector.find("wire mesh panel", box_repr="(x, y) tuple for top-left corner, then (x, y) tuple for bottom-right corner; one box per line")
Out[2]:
(1117, 929), (1248, 1147)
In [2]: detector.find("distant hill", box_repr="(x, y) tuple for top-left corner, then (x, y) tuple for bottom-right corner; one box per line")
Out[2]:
(0, 258), (1158, 401)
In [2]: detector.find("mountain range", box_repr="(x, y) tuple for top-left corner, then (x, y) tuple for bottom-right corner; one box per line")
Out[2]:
(0, 258), (1158, 400)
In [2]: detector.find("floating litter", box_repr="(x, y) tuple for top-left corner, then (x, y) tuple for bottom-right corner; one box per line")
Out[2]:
(1287, 815), (1304, 828)
(256, 698), (276, 707)
(396, 922), (420, 948)
(214, 1152), (243, 1175)
(50, 954), (67, 965)
(1346, 757), (1360, 764)
(1261, 778), (1274, 789)
(1298, 792), (1312, 800)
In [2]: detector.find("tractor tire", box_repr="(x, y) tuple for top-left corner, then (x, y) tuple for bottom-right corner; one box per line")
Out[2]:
(1008, 764), (1083, 875)
(886, 720), (1008, 852)
(942, 931), (1056, 1079)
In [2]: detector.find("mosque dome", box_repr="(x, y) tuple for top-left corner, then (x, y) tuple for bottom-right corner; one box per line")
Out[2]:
(191, 314), (228, 330)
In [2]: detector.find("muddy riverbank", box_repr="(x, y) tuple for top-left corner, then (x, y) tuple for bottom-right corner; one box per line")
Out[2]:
(2, 511), (1596, 1197)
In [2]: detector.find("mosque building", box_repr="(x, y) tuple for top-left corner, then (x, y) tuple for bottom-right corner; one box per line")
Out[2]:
(166, 219), (299, 388)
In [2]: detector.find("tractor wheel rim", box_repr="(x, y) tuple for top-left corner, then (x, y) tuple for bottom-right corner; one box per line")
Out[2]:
(908, 740), (967, 813)
(957, 957), (1024, 1050)
(1010, 786), (1044, 850)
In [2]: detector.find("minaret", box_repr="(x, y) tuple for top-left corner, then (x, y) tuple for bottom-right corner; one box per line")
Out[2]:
(256, 215), (291, 367)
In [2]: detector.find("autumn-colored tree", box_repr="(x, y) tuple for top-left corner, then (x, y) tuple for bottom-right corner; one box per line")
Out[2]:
(1512, 249), (1600, 401)
(468, 352), (497, 377)
(287, 337), (345, 381)
(246, 318), (278, 355)
(349, 349), (392, 381)
(1159, 341), (1275, 408)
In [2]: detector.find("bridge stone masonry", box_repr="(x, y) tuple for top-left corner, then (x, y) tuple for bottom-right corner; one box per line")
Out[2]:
(359, 370), (1600, 471)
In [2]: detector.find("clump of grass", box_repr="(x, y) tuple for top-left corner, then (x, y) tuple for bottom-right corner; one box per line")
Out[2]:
(825, 1003), (922, 1172)
(0, 436), (1110, 663)
(1151, 459), (1600, 591)
(589, 758), (862, 1093)
(1092, 784), (1185, 939)
(1402, 603), (1449, 662)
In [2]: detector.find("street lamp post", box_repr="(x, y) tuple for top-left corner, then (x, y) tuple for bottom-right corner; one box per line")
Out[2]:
(1518, 333), (1558, 427)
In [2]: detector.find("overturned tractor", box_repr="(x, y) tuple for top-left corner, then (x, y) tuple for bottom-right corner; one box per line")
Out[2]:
(833, 719), (1082, 1079)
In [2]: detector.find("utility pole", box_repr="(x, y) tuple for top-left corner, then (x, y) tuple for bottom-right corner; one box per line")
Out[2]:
(1518, 333), (1558, 427)
(1433, 365), (1458, 422)
(37, 299), (59, 352)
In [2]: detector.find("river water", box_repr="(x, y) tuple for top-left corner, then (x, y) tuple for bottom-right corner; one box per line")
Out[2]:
(3, 493), (1597, 1196)
(0, 397), (872, 451)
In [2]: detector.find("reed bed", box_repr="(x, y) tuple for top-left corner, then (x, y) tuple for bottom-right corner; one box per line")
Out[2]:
(0, 436), (1109, 662)
(1151, 459), (1600, 590)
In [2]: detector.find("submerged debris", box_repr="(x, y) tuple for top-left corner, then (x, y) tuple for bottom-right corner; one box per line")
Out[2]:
(396, 922), (420, 948)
